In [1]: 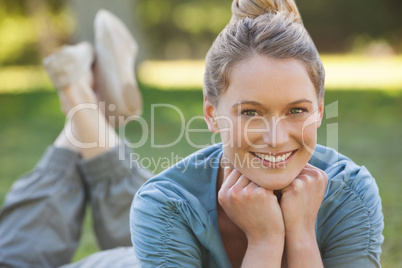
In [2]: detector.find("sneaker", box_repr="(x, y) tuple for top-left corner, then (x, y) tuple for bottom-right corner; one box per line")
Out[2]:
(43, 42), (94, 90)
(93, 9), (142, 123)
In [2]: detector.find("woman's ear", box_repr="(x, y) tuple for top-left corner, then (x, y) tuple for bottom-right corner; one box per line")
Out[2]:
(317, 100), (324, 128)
(203, 98), (219, 133)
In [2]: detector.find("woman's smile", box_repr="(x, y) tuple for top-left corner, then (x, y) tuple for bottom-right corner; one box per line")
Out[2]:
(252, 149), (297, 167)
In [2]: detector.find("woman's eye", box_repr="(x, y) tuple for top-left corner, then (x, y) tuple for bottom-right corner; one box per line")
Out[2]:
(289, 108), (305, 114)
(242, 110), (258, 116)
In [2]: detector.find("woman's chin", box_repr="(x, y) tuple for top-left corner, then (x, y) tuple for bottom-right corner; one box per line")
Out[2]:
(241, 168), (301, 190)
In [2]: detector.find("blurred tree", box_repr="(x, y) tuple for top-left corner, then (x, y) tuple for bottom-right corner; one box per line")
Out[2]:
(133, 0), (232, 59)
(133, 0), (401, 58)
(0, 0), (401, 66)
(0, 0), (71, 66)
(69, 0), (136, 45)
(299, 0), (401, 53)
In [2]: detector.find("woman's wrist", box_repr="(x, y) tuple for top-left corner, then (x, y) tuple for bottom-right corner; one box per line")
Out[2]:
(242, 235), (284, 268)
(284, 230), (323, 268)
(285, 227), (316, 245)
(248, 231), (285, 244)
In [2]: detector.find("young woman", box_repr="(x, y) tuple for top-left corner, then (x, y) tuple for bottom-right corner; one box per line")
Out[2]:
(130, 0), (384, 267)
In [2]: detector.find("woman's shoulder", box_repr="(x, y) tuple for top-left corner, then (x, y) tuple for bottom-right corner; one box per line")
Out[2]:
(309, 144), (356, 172)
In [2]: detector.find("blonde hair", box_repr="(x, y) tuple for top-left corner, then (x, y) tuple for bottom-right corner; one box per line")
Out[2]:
(204, 0), (325, 106)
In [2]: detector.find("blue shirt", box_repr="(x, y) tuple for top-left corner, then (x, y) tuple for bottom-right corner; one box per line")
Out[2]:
(130, 144), (384, 267)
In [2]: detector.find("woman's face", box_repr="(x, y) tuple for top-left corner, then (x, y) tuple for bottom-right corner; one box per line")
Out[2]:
(204, 55), (323, 190)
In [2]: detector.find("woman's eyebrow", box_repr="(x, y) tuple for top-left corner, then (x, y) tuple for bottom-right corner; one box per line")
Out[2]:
(232, 101), (262, 108)
(288, 99), (313, 105)
(232, 99), (312, 108)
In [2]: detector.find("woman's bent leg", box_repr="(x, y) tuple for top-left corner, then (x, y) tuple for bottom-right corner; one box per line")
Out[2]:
(0, 147), (85, 268)
(79, 142), (153, 250)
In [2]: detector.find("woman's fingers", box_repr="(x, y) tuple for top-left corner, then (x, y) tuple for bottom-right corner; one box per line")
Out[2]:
(300, 163), (327, 177)
(223, 166), (232, 179)
(222, 168), (242, 188)
(234, 175), (252, 189)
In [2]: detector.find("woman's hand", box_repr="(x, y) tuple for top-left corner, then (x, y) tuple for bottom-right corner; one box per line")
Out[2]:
(280, 163), (328, 234)
(218, 167), (285, 267)
(280, 163), (328, 268)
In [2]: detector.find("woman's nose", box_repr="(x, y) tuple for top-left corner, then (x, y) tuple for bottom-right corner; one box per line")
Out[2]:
(262, 116), (289, 148)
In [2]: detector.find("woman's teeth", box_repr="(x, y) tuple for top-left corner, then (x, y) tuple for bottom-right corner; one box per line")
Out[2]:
(254, 152), (292, 163)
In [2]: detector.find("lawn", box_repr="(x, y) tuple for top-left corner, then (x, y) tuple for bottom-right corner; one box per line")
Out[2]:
(0, 85), (401, 266)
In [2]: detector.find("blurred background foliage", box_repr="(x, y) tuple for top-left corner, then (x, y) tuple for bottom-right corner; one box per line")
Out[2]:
(0, 0), (73, 66)
(0, 0), (401, 64)
(134, 0), (402, 59)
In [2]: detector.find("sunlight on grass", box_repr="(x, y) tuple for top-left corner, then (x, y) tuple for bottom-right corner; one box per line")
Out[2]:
(0, 66), (53, 93)
(1, 55), (401, 93)
(322, 55), (402, 90)
(138, 60), (205, 89)
(137, 55), (402, 90)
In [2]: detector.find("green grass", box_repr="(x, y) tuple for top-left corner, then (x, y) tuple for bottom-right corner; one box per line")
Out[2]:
(0, 86), (401, 266)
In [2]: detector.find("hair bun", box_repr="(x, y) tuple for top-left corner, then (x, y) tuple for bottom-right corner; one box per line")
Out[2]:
(231, 0), (301, 22)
